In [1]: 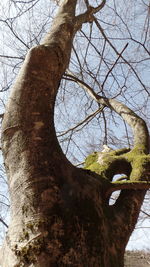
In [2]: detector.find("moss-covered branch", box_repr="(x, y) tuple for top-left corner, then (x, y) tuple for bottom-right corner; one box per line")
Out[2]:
(84, 148), (131, 181)
(85, 148), (150, 195)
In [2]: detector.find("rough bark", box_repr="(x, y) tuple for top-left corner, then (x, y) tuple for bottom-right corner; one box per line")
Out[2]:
(0, 1), (149, 266)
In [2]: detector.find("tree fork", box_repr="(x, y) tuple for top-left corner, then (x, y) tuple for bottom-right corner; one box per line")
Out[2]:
(0, 1), (150, 266)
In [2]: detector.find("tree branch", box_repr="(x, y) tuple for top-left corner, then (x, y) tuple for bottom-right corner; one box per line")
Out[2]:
(0, 218), (8, 228)
(66, 70), (149, 153)
(57, 106), (104, 137)
(105, 181), (150, 199)
(93, 16), (150, 97)
(74, 0), (106, 31)
(102, 43), (128, 88)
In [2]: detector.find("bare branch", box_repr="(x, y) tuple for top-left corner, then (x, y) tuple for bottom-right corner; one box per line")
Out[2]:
(74, 0), (106, 31)
(57, 107), (104, 137)
(0, 218), (8, 228)
(93, 16), (150, 97)
(102, 43), (128, 88)
(65, 70), (149, 153)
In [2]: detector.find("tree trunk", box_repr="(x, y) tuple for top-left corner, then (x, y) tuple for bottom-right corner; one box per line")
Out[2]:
(0, 1), (149, 266)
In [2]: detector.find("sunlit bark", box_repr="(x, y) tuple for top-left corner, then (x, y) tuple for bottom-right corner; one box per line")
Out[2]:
(0, 1), (149, 266)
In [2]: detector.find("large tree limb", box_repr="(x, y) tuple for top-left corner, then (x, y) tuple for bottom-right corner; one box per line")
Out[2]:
(66, 70), (150, 240)
(65, 71), (149, 153)
(105, 181), (150, 199)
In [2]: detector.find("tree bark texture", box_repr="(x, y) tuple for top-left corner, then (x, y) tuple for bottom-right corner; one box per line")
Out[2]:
(0, 1), (149, 266)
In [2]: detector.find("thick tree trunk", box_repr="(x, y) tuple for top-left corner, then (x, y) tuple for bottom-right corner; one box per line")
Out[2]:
(0, 1), (149, 266)
(0, 44), (126, 267)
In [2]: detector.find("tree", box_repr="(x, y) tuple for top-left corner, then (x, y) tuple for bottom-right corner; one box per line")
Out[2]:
(0, 0), (150, 266)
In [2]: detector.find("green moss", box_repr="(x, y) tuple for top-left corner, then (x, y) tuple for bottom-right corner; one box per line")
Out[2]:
(130, 155), (150, 181)
(84, 152), (98, 168)
(84, 152), (110, 176)
(132, 144), (148, 154)
(123, 147), (150, 181)
(84, 151), (123, 181)
(84, 146), (150, 183)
